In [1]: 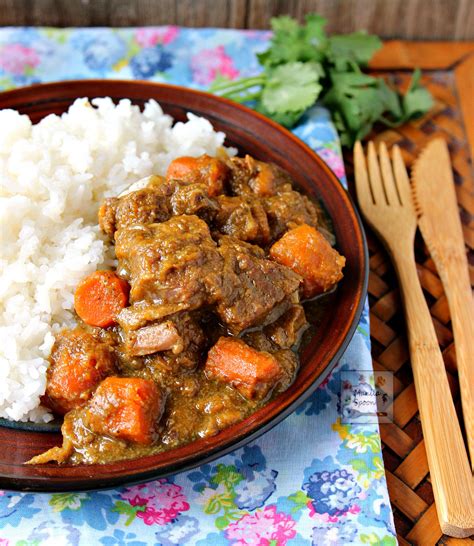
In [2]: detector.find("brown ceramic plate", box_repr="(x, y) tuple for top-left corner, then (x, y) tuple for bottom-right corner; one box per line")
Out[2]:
(0, 80), (368, 492)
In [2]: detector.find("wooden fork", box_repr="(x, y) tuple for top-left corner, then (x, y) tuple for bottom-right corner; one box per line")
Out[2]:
(354, 141), (474, 538)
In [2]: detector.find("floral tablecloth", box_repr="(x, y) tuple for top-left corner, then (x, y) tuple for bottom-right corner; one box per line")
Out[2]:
(0, 27), (396, 546)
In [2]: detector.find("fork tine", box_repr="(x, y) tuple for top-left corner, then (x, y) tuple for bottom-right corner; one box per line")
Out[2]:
(392, 145), (413, 209)
(354, 141), (374, 209)
(367, 141), (388, 205)
(379, 142), (401, 206)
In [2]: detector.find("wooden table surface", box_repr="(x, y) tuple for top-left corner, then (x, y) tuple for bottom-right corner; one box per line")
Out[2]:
(345, 40), (474, 545)
(0, 0), (473, 40)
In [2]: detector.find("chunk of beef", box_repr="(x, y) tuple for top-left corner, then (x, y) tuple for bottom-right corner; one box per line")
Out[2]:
(98, 197), (117, 238)
(264, 190), (319, 240)
(216, 236), (301, 333)
(115, 215), (223, 310)
(264, 304), (309, 349)
(99, 176), (218, 238)
(214, 195), (270, 244)
(99, 176), (171, 238)
(204, 337), (283, 400)
(228, 155), (293, 196)
(125, 312), (204, 358)
(270, 224), (345, 298)
(42, 329), (116, 415)
(126, 321), (182, 356)
(118, 302), (190, 332)
(170, 181), (218, 220)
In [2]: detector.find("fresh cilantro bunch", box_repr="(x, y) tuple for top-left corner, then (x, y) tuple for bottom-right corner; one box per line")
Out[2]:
(209, 15), (433, 147)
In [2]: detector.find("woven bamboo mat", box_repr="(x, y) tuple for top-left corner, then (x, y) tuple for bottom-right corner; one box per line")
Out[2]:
(343, 43), (474, 545)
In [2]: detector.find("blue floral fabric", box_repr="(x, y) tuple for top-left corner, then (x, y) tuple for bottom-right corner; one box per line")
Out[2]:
(0, 27), (396, 545)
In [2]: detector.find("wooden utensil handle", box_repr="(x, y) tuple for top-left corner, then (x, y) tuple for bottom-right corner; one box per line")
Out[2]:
(438, 252), (474, 468)
(392, 244), (474, 538)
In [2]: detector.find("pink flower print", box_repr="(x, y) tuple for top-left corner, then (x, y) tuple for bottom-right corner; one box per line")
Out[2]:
(191, 45), (239, 85)
(0, 539), (9, 546)
(225, 505), (296, 546)
(135, 26), (179, 47)
(0, 44), (39, 75)
(317, 148), (345, 180)
(121, 479), (190, 526)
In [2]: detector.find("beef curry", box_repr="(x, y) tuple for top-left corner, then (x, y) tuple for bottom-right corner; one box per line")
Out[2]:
(29, 154), (345, 465)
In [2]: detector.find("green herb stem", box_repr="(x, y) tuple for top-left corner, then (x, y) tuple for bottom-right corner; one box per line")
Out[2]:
(210, 75), (266, 94)
(220, 91), (262, 103)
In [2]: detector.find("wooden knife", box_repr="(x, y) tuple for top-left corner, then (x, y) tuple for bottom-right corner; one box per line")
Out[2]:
(411, 137), (474, 469)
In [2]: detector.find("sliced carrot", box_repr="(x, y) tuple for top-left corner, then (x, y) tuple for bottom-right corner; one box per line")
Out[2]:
(270, 224), (345, 298)
(166, 155), (228, 196)
(87, 377), (163, 444)
(204, 337), (283, 400)
(43, 329), (116, 415)
(74, 270), (129, 328)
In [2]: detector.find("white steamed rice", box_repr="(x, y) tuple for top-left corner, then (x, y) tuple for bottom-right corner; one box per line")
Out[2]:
(0, 97), (235, 422)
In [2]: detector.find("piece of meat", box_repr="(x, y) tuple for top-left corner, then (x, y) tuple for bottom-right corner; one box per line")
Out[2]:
(126, 321), (182, 356)
(99, 176), (171, 238)
(264, 304), (309, 349)
(98, 197), (118, 238)
(42, 329), (116, 415)
(86, 377), (164, 445)
(166, 155), (229, 197)
(270, 224), (345, 298)
(228, 155), (293, 196)
(118, 302), (190, 332)
(204, 337), (283, 400)
(170, 181), (219, 220)
(125, 312), (204, 359)
(264, 190), (319, 240)
(214, 195), (270, 244)
(115, 215), (223, 308)
(99, 175), (218, 238)
(215, 236), (301, 333)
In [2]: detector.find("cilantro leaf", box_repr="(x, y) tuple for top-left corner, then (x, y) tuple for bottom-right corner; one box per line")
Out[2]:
(327, 32), (382, 71)
(261, 62), (322, 114)
(256, 104), (306, 128)
(376, 78), (403, 119)
(323, 72), (386, 143)
(208, 14), (433, 148)
(257, 14), (328, 67)
(402, 68), (433, 119)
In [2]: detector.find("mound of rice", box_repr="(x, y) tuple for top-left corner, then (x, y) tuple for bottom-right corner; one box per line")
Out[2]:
(0, 97), (234, 422)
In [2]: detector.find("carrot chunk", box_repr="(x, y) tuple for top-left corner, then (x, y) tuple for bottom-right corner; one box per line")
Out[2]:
(204, 337), (283, 400)
(251, 162), (276, 196)
(87, 377), (163, 445)
(43, 329), (116, 415)
(74, 270), (129, 328)
(166, 155), (228, 197)
(270, 224), (345, 298)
